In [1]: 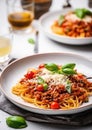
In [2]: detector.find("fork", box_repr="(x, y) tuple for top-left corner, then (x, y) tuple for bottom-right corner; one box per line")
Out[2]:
(83, 75), (92, 80)
(32, 20), (39, 54)
(86, 77), (92, 79)
(34, 30), (39, 53)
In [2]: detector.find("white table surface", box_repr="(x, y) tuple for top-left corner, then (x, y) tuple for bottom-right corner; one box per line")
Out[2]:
(1, 0), (92, 129)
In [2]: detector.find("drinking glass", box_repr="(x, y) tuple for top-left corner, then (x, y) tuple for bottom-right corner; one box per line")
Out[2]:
(6, 0), (34, 33)
(34, 0), (52, 19)
(0, 33), (12, 70)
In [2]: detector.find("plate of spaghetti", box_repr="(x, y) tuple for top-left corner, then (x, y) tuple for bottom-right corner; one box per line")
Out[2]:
(39, 8), (92, 45)
(0, 53), (92, 115)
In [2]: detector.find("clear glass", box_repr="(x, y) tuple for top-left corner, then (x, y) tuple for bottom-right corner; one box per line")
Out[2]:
(0, 33), (12, 70)
(6, 0), (34, 33)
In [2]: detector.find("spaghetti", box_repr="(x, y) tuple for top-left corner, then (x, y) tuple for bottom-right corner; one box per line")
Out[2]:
(12, 63), (92, 110)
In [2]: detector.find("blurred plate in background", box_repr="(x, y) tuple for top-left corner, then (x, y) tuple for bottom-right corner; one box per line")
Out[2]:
(39, 10), (92, 45)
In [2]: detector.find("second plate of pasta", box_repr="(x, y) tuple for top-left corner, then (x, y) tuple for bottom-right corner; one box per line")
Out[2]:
(39, 9), (92, 45)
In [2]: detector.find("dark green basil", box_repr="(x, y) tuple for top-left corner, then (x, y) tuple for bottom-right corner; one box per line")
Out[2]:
(45, 63), (59, 72)
(6, 116), (27, 129)
(45, 63), (76, 75)
(83, 8), (92, 15)
(62, 63), (76, 70)
(75, 8), (92, 19)
(62, 68), (76, 75)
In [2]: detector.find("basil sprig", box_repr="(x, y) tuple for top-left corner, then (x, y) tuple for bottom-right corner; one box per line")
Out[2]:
(65, 80), (72, 93)
(45, 63), (76, 75)
(58, 15), (65, 25)
(61, 63), (76, 75)
(62, 63), (75, 70)
(75, 8), (92, 19)
(45, 63), (59, 72)
(45, 63), (74, 93)
(62, 68), (76, 75)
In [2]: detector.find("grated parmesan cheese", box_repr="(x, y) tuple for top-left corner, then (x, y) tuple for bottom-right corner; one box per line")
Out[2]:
(29, 68), (68, 86)
(65, 13), (92, 22)
(40, 68), (68, 86)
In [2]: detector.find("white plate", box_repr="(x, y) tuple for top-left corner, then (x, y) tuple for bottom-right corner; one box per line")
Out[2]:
(0, 52), (92, 115)
(39, 10), (92, 45)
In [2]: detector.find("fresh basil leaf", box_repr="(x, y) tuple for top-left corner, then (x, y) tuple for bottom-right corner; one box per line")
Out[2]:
(37, 77), (45, 84)
(82, 8), (92, 15)
(28, 38), (35, 44)
(65, 80), (71, 93)
(6, 116), (27, 129)
(75, 8), (92, 19)
(75, 8), (85, 19)
(43, 83), (48, 91)
(45, 63), (59, 72)
(62, 63), (76, 70)
(62, 68), (76, 75)
(58, 15), (65, 26)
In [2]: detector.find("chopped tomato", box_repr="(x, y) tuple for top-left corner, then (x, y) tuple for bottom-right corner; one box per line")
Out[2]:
(36, 85), (44, 92)
(50, 102), (60, 109)
(25, 71), (34, 79)
(38, 64), (45, 69)
(77, 74), (84, 79)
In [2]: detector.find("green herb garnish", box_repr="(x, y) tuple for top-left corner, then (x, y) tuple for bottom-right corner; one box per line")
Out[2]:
(58, 15), (65, 25)
(62, 68), (76, 75)
(83, 8), (92, 15)
(38, 76), (45, 84)
(59, 63), (76, 75)
(45, 63), (76, 75)
(75, 8), (92, 19)
(45, 63), (59, 72)
(65, 80), (72, 93)
(60, 63), (76, 75)
(37, 77), (48, 91)
(43, 83), (48, 91)
(28, 38), (35, 44)
(62, 63), (76, 70)
(6, 116), (27, 129)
